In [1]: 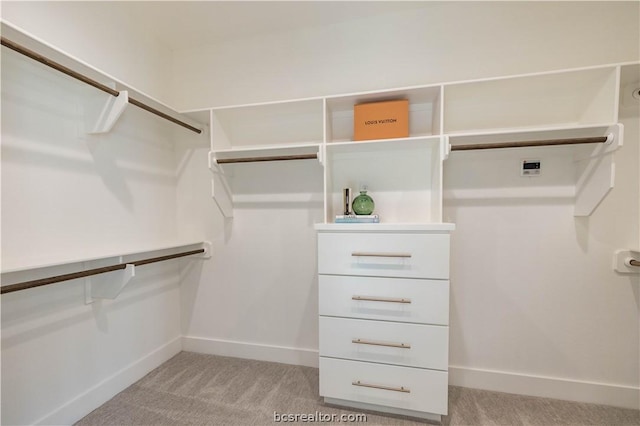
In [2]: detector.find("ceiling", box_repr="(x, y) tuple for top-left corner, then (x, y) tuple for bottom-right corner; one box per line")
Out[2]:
(115, 1), (431, 50)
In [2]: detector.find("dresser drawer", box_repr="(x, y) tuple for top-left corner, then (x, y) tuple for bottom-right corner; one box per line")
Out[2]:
(319, 275), (449, 325)
(319, 357), (448, 415)
(320, 317), (448, 370)
(317, 232), (450, 279)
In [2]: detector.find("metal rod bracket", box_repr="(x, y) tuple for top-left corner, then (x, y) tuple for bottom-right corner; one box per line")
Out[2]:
(604, 133), (614, 144)
(208, 152), (234, 218)
(613, 249), (640, 274)
(199, 242), (213, 259)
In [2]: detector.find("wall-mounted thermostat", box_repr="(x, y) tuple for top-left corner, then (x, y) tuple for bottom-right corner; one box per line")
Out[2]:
(521, 159), (541, 176)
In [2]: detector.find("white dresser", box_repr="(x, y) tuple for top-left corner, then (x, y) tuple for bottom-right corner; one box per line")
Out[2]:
(315, 223), (455, 422)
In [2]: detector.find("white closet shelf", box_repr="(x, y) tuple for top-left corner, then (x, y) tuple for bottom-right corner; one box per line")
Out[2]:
(1, 21), (206, 135)
(327, 135), (442, 152)
(1, 241), (211, 274)
(447, 123), (621, 159)
(212, 142), (322, 156)
(195, 60), (636, 220)
(446, 123), (618, 144)
(448, 123), (623, 217)
(1, 241), (211, 299)
(209, 144), (321, 170)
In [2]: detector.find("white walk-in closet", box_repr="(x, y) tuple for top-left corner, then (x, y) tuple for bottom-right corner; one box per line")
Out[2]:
(1, 2), (639, 425)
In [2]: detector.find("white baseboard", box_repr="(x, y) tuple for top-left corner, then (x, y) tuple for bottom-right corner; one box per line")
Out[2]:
(179, 339), (639, 410)
(449, 365), (640, 410)
(182, 335), (319, 368)
(29, 337), (638, 423)
(34, 337), (183, 425)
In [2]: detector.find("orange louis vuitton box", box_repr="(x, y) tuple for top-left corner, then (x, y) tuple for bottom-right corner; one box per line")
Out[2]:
(353, 99), (409, 141)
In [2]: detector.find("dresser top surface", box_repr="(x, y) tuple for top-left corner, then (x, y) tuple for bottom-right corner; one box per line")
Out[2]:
(314, 223), (455, 232)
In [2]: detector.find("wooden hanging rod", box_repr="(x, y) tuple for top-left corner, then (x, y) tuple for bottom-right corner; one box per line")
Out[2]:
(450, 136), (609, 151)
(0, 248), (205, 295)
(1, 37), (202, 134)
(216, 153), (318, 164)
(630, 259), (640, 267)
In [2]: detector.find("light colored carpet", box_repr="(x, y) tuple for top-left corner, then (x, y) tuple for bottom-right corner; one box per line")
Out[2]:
(76, 352), (640, 425)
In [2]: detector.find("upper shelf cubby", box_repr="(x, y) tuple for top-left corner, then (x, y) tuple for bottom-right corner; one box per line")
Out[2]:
(443, 67), (619, 134)
(325, 85), (442, 142)
(210, 99), (324, 150)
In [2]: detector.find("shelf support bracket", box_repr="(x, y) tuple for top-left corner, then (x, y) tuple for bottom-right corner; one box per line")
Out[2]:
(574, 124), (623, 216)
(208, 151), (234, 218)
(85, 88), (129, 134)
(85, 262), (135, 303)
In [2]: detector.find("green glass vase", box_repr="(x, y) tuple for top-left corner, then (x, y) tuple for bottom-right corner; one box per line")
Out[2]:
(352, 190), (374, 215)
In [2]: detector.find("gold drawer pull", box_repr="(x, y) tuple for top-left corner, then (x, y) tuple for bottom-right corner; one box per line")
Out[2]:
(352, 295), (411, 304)
(352, 338), (411, 349)
(352, 252), (412, 258)
(352, 380), (410, 393)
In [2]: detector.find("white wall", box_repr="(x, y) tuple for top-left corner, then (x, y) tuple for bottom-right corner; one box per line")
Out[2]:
(170, 2), (639, 109)
(0, 1), (173, 105)
(0, 29), (183, 425)
(170, 1), (640, 409)
(175, 131), (324, 365)
(443, 110), (639, 407)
